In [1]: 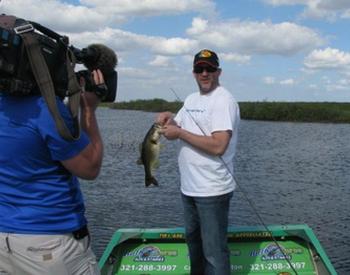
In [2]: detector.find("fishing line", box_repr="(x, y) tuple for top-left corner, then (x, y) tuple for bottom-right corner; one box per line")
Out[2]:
(169, 88), (298, 275)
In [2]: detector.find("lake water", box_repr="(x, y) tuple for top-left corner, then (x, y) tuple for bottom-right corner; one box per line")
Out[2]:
(81, 108), (350, 274)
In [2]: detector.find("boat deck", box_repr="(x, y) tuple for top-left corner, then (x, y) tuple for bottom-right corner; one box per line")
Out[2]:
(99, 224), (337, 275)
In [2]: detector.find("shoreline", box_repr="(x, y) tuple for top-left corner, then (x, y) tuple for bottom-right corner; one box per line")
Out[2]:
(102, 99), (350, 123)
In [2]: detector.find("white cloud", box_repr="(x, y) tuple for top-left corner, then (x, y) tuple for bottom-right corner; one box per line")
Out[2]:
(317, 76), (350, 92)
(66, 28), (198, 56)
(308, 84), (318, 89)
(280, 78), (295, 85)
(81, 0), (216, 17)
(263, 76), (276, 84)
(119, 67), (153, 79)
(187, 17), (323, 55)
(1, 0), (216, 32)
(264, 0), (308, 4)
(1, 0), (112, 32)
(304, 47), (350, 70)
(338, 78), (350, 85)
(326, 81), (349, 91)
(263, 0), (350, 20)
(151, 37), (198, 56)
(220, 53), (251, 64)
(149, 56), (173, 67)
(188, 17), (209, 35)
(263, 76), (295, 85)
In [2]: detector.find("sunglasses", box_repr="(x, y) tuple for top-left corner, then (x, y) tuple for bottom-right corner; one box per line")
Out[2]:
(193, 66), (218, 74)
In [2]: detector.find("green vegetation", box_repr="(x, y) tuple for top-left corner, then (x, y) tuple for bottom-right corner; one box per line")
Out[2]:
(104, 98), (182, 113)
(102, 99), (350, 123)
(239, 102), (350, 123)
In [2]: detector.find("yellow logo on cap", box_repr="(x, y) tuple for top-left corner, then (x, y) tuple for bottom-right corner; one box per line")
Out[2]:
(199, 50), (212, 58)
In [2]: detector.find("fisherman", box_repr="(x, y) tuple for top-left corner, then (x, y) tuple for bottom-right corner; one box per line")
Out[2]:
(157, 49), (240, 275)
(0, 70), (105, 274)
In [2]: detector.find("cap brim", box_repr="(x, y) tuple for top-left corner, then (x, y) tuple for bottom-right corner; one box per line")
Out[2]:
(194, 60), (218, 68)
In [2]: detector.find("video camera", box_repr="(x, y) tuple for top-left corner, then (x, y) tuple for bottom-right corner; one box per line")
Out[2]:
(0, 14), (118, 102)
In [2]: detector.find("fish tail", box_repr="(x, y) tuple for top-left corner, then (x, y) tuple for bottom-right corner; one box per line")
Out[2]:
(145, 176), (158, 187)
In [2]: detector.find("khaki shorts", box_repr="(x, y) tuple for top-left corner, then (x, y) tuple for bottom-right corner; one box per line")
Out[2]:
(0, 232), (100, 275)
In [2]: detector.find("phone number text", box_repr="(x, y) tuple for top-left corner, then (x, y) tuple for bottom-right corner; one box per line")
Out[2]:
(120, 264), (177, 272)
(250, 262), (306, 271)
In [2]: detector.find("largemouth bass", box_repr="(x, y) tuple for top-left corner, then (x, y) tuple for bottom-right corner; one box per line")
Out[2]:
(137, 123), (162, 187)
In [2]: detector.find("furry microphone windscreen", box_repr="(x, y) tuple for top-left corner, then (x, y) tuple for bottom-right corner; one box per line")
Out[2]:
(83, 44), (118, 75)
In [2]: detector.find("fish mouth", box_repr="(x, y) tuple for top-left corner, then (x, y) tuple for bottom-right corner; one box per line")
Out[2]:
(154, 123), (162, 129)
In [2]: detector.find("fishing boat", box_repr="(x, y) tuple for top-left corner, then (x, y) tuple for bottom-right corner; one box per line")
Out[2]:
(98, 224), (337, 275)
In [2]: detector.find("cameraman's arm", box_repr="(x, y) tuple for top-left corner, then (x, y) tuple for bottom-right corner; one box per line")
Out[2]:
(62, 70), (104, 180)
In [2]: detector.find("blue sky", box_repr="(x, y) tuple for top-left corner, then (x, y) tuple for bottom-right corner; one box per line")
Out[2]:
(2, 0), (350, 102)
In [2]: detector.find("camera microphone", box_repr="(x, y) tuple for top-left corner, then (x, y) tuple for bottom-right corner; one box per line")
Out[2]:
(71, 43), (118, 102)
(79, 44), (118, 75)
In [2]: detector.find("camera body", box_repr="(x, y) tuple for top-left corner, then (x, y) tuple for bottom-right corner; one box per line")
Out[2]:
(75, 69), (118, 102)
(0, 15), (117, 102)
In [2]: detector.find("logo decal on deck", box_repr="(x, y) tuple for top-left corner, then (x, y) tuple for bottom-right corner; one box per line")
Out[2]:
(125, 246), (165, 262)
(250, 244), (292, 261)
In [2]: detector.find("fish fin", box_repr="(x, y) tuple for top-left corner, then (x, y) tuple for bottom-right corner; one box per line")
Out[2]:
(153, 160), (160, 169)
(145, 176), (159, 187)
(159, 143), (165, 150)
(137, 144), (143, 165)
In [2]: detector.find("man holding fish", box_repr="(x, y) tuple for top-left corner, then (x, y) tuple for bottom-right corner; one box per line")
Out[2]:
(157, 49), (240, 275)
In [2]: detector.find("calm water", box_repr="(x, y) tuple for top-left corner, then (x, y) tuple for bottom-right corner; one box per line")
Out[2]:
(81, 108), (350, 274)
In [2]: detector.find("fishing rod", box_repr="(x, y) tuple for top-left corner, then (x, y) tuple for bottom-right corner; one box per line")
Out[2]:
(169, 88), (299, 275)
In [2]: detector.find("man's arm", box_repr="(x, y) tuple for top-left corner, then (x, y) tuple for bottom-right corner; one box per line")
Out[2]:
(61, 70), (104, 180)
(157, 110), (232, 156)
(160, 124), (232, 156)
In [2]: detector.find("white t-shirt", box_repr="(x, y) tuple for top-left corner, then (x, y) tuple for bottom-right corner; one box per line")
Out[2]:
(174, 86), (240, 197)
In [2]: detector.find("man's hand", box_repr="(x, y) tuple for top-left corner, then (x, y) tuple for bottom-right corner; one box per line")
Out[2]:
(156, 111), (174, 126)
(80, 69), (104, 112)
(160, 124), (181, 140)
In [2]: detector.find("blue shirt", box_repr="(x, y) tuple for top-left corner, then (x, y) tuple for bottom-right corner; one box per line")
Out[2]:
(0, 95), (90, 234)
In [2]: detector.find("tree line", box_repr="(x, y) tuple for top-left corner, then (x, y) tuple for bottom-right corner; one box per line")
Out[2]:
(102, 99), (350, 123)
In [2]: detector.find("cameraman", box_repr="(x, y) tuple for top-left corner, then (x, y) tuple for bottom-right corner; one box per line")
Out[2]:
(0, 69), (104, 274)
